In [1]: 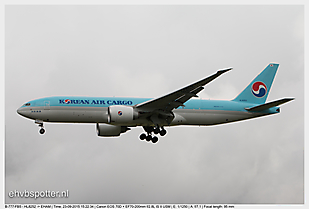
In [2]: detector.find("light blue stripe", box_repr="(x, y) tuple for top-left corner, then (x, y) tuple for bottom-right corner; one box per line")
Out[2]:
(27, 96), (278, 114)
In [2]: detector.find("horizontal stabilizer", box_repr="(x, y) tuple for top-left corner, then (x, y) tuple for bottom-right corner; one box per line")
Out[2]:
(245, 98), (294, 112)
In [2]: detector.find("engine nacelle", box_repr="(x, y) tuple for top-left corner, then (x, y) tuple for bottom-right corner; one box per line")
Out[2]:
(108, 105), (137, 124)
(96, 123), (130, 137)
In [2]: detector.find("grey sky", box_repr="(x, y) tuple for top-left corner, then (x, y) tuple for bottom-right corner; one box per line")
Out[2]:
(5, 5), (304, 204)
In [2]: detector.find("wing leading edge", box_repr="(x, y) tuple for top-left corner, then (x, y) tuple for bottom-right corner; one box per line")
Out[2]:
(135, 68), (232, 113)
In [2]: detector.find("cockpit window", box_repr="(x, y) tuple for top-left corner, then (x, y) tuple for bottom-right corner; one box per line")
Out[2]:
(24, 103), (31, 106)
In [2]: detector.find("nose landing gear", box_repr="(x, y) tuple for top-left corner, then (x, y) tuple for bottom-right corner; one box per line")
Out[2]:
(35, 119), (45, 135)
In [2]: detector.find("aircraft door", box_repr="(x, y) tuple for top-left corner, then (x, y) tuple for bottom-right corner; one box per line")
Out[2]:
(44, 101), (50, 110)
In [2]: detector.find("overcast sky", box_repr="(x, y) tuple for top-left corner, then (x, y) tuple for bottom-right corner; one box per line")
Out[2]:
(5, 5), (304, 204)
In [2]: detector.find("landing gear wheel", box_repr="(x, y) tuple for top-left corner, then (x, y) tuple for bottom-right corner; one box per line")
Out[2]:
(151, 136), (159, 144)
(146, 135), (152, 142)
(35, 120), (45, 135)
(140, 133), (146, 140)
(141, 126), (167, 144)
(159, 129), (167, 136)
(154, 128), (160, 134)
(39, 128), (45, 135)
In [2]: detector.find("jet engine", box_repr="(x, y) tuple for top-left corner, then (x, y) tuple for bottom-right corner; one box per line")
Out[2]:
(96, 123), (130, 137)
(108, 105), (138, 124)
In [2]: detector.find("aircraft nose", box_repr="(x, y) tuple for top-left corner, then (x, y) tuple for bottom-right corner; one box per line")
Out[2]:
(17, 107), (27, 117)
(17, 107), (22, 115)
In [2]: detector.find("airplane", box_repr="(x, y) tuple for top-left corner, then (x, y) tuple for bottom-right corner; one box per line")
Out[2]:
(17, 63), (294, 144)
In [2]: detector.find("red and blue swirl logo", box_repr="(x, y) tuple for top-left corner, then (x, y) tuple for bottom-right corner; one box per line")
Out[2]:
(252, 81), (267, 98)
(118, 111), (123, 116)
(64, 99), (71, 104)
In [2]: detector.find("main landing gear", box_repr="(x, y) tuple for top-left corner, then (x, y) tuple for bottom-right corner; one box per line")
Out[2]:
(139, 126), (167, 144)
(35, 119), (45, 135)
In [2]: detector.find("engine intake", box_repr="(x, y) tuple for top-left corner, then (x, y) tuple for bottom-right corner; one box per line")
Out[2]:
(108, 105), (138, 124)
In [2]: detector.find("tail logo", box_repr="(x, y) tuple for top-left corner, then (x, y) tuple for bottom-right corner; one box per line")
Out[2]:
(252, 81), (267, 98)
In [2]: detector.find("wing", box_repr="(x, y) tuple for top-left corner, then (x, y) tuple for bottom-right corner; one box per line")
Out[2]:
(135, 68), (232, 124)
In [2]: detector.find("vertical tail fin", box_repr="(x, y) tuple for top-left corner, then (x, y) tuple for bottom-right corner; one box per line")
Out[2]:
(232, 63), (279, 104)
